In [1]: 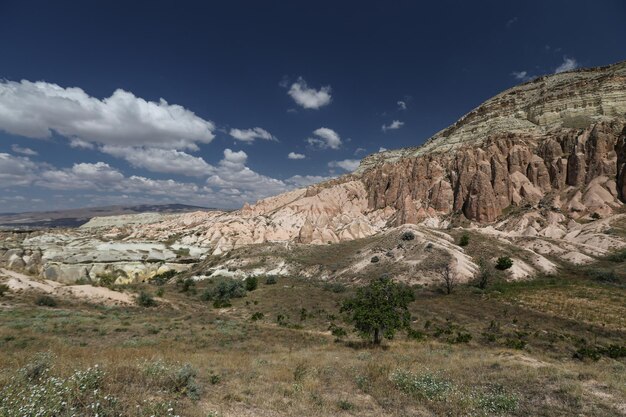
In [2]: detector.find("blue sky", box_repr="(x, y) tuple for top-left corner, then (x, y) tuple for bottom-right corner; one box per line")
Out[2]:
(1, 0), (625, 213)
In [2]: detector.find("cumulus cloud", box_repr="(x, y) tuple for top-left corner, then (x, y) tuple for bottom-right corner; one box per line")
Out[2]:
(555, 57), (579, 73)
(287, 77), (332, 109)
(285, 175), (330, 188)
(328, 159), (360, 172)
(101, 146), (214, 177)
(0, 153), (39, 186)
(206, 149), (288, 198)
(511, 70), (532, 82)
(69, 138), (95, 149)
(0, 79), (215, 150)
(382, 120), (404, 132)
(306, 127), (342, 149)
(397, 100), (407, 110)
(288, 152), (305, 160)
(379, 147), (387, 152)
(229, 127), (277, 143)
(11, 144), (38, 156)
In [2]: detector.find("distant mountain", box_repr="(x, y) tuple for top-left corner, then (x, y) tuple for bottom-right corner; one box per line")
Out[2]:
(0, 204), (212, 229)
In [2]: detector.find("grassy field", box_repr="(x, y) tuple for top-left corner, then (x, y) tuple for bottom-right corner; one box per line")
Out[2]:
(1, 265), (625, 416)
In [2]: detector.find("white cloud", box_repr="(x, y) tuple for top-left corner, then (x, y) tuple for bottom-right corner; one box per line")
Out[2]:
(288, 152), (305, 160)
(328, 159), (360, 172)
(287, 77), (332, 109)
(511, 70), (532, 82)
(397, 100), (407, 110)
(285, 175), (330, 188)
(69, 138), (95, 149)
(0, 80), (215, 150)
(382, 120), (404, 132)
(11, 144), (38, 156)
(506, 17), (518, 28)
(354, 147), (367, 155)
(555, 57), (579, 73)
(0, 153), (39, 186)
(306, 127), (342, 149)
(229, 127), (277, 143)
(101, 146), (214, 177)
(379, 147), (387, 152)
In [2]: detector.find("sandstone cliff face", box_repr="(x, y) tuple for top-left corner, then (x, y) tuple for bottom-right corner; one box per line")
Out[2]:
(361, 121), (626, 224)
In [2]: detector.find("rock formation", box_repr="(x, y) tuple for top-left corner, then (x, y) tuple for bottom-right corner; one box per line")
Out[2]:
(2, 61), (626, 283)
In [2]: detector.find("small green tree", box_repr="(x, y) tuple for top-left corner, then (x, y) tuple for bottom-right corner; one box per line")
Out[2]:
(341, 276), (415, 345)
(475, 258), (493, 289)
(495, 256), (513, 270)
(459, 233), (470, 247)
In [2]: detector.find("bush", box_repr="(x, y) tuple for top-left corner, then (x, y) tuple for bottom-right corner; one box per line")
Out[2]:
(401, 230), (415, 241)
(250, 312), (264, 321)
(137, 291), (157, 307)
(155, 287), (165, 297)
(370, 256), (380, 263)
(177, 277), (196, 293)
(474, 258), (493, 290)
(458, 233), (470, 247)
(0, 283), (9, 297)
(495, 256), (513, 270)
(244, 276), (258, 291)
(97, 273), (117, 288)
(589, 270), (619, 283)
(606, 249), (626, 263)
(204, 277), (246, 308)
(35, 295), (57, 307)
(323, 282), (347, 293)
(329, 323), (347, 338)
(150, 269), (177, 285)
(265, 276), (277, 285)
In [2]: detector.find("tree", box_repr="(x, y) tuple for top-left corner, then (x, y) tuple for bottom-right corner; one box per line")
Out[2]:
(341, 276), (415, 345)
(459, 233), (470, 247)
(440, 264), (458, 294)
(475, 258), (493, 290)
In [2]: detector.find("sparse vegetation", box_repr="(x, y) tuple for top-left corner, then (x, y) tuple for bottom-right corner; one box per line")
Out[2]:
(458, 232), (470, 247)
(137, 291), (157, 307)
(265, 275), (277, 285)
(0, 283), (9, 297)
(35, 295), (57, 307)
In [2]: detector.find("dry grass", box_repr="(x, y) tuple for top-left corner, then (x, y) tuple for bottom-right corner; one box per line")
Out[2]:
(1, 271), (625, 416)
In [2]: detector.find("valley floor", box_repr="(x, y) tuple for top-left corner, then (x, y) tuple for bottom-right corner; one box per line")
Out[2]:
(0, 267), (625, 416)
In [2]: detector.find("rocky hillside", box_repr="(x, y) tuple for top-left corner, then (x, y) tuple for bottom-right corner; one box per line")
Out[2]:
(2, 61), (625, 284)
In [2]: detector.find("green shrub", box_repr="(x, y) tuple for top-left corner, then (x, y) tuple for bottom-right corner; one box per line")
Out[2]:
(150, 270), (178, 285)
(459, 233), (470, 247)
(250, 312), (264, 321)
(323, 282), (347, 293)
(35, 295), (57, 307)
(0, 283), (9, 297)
(177, 277), (196, 293)
(495, 256), (513, 270)
(155, 287), (165, 297)
(606, 248), (626, 262)
(588, 270), (619, 283)
(137, 291), (157, 307)
(451, 331), (472, 344)
(401, 230), (415, 241)
(329, 323), (347, 337)
(97, 273), (117, 288)
(244, 276), (258, 291)
(370, 256), (380, 263)
(265, 276), (277, 285)
(337, 399), (355, 410)
(591, 212), (601, 220)
(407, 328), (425, 341)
